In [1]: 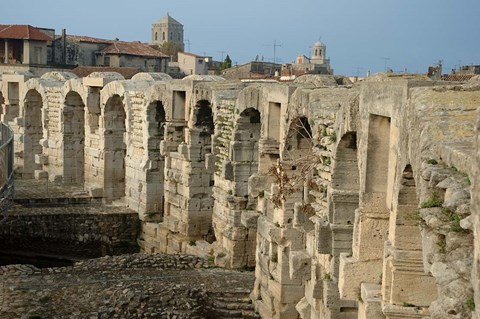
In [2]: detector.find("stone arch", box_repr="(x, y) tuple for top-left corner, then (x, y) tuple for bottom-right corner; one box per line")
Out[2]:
(382, 164), (437, 308)
(232, 107), (261, 195)
(284, 116), (312, 161)
(144, 100), (167, 215)
(23, 89), (44, 179)
(63, 91), (85, 185)
(103, 94), (127, 201)
(331, 132), (359, 225)
(389, 164), (421, 249)
(192, 99), (214, 139)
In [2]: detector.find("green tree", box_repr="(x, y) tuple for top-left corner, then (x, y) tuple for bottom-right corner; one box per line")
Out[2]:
(156, 42), (183, 62)
(221, 54), (232, 70)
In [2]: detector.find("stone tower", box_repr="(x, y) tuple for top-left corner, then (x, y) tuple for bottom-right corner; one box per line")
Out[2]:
(151, 13), (184, 51)
(310, 40), (326, 64)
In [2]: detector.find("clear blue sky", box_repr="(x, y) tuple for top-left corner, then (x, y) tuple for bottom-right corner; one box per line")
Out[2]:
(2, 0), (479, 75)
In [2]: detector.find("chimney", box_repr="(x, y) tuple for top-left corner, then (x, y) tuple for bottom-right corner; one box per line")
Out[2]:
(62, 28), (67, 65)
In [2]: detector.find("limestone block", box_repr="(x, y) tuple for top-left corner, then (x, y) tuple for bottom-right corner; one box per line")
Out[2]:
(178, 143), (188, 156)
(268, 278), (305, 304)
(241, 211), (260, 228)
(34, 154), (48, 165)
(289, 250), (311, 281)
(338, 254), (383, 300)
(34, 170), (48, 179)
(248, 173), (273, 197)
(205, 153), (215, 172)
(316, 218), (332, 254)
(358, 284), (383, 319)
(295, 297), (311, 319)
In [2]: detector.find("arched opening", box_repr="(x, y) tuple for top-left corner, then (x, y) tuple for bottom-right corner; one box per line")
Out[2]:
(193, 100), (214, 135)
(382, 164), (437, 307)
(389, 164), (421, 249)
(104, 95), (126, 201)
(234, 107), (261, 196)
(331, 132), (359, 224)
(63, 92), (85, 185)
(23, 90), (43, 179)
(329, 132), (359, 274)
(145, 100), (166, 214)
(285, 116), (312, 160)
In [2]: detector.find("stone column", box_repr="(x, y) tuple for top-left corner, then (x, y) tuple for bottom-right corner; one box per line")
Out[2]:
(4, 40), (8, 64)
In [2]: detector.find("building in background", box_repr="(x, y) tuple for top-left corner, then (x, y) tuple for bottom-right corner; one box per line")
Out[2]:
(151, 14), (184, 51)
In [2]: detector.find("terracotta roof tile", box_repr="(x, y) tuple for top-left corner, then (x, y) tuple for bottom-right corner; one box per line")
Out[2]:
(442, 74), (476, 82)
(101, 42), (169, 58)
(56, 35), (113, 44)
(0, 24), (52, 41)
(71, 66), (141, 79)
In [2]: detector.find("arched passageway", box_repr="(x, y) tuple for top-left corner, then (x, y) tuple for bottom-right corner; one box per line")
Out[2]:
(145, 100), (166, 215)
(104, 95), (126, 201)
(23, 90), (43, 179)
(63, 92), (85, 185)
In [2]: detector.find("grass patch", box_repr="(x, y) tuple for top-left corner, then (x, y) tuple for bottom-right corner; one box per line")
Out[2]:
(323, 273), (331, 281)
(442, 207), (467, 233)
(421, 193), (443, 208)
(437, 236), (447, 254)
(466, 296), (475, 311)
(427, 159), (438, 165)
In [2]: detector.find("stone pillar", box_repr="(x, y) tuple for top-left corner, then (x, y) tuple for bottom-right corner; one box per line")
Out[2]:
(4, 40), (8, 64)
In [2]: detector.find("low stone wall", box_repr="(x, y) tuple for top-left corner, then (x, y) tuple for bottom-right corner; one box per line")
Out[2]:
(0, 206), (140, 259)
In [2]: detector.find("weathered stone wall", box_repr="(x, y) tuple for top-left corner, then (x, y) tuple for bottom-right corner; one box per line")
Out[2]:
(0, 206), (140, 258)
(0, 73), (479, 319)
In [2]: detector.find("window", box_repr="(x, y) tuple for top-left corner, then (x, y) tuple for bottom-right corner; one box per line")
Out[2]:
(170, 32), (172, 40)
(155, 32), (158, 41)
(162, 32), (165, 40)
(104, 56), (110, 66)
(198, 59), (203, 64)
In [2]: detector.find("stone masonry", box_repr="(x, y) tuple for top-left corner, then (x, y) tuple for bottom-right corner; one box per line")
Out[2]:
(0, 71), (479, 319)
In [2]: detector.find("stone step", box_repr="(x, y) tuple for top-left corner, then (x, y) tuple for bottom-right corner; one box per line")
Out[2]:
(14, 196), (103, 207)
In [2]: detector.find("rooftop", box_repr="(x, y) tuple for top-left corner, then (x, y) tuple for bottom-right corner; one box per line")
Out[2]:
(0, 24), (52, 41)
(100, 41), (169, 58)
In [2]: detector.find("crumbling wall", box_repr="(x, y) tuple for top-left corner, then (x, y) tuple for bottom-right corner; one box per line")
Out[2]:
(0, 74), (479, 319)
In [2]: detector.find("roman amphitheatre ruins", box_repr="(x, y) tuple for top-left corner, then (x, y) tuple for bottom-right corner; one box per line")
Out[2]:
(0, 70), (479, 319)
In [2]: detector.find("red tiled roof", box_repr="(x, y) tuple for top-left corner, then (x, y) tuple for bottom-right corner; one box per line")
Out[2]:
(71, 66), (141, 79)
(0, 24), (52, 41)
(100, 42), (169, 58)
(442, 74), (476, 82)
(56, 34), (113, 44)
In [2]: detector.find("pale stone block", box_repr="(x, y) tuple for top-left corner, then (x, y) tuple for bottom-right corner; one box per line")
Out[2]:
(358, 283), (384, 319)
(34, 154), (48, 165)
(338, 253), (383, 300)
(34, 170), (48, 179)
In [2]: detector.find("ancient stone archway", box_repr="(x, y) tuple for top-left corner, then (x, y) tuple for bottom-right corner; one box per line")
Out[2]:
(212, 107), (262, 268)
(382, 164), (437, 310)
(284, 116), (312, 160)
(63, 91), (85, 185)
(104, 94), (126, 202)
(330, 132), (359, 255)
(23, 89), (43, 179)
(145, 100), (166, 215)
